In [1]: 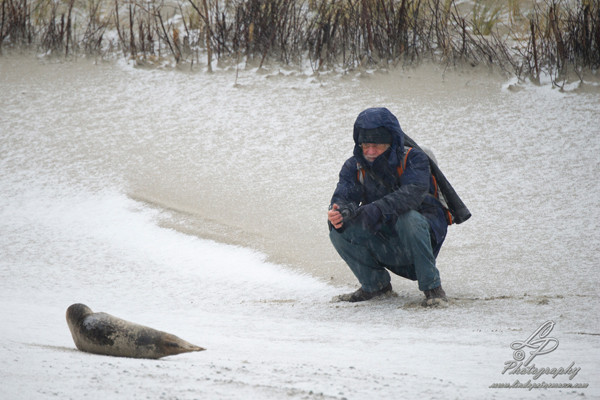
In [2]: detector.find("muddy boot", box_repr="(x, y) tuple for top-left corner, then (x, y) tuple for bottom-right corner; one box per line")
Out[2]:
(422, 285), (449, 307)
(334, 283), (393, 302)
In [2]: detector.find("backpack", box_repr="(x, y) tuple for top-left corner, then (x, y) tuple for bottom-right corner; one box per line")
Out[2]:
(356, 146), (454, 225)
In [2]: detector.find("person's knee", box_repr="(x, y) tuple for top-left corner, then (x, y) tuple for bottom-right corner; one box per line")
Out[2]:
(329, 227), (341, 245)
(395, 210), (429, 237)
(331, 221), (371, 244)
(329, 227), (354, 251)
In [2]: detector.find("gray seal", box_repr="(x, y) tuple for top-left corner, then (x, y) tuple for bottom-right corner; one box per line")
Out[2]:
(66, 303), (205, 359)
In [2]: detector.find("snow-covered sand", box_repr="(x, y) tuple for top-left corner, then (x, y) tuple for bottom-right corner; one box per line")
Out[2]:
(1, 55), (599, 399)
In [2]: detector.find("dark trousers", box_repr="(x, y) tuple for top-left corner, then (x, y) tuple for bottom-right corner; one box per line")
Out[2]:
(330, 210), (441, 292)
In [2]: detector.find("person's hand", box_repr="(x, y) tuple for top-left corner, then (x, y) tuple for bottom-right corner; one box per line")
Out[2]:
(328, 203), (344, 229)
(356, 203), (383, 232)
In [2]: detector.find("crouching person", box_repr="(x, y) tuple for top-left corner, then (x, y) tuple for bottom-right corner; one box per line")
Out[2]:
(328, 108), (450, 307)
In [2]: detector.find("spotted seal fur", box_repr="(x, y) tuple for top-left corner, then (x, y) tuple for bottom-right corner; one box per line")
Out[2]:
(66, 303), (205, 359)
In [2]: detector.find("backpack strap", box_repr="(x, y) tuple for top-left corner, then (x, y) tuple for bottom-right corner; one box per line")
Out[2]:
(431, 174), (439, 198)
(400, 149), (454, 225)
(356, 146), (454, 225)
(432, 174), (453, 224)
(356, 162), (366, 184)
(396, 147), (413, 177)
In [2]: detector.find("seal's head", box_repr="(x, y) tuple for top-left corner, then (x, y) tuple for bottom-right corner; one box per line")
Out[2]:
(66, 303), (93, 328)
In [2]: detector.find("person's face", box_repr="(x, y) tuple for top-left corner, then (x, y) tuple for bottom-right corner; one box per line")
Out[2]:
(360, 143), (390, 162)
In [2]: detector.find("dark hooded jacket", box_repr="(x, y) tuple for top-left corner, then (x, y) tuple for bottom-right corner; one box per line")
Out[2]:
(330, 108), (448, 255)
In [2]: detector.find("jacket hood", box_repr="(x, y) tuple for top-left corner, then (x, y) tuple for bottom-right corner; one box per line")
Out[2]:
(353, 107), (405, 166)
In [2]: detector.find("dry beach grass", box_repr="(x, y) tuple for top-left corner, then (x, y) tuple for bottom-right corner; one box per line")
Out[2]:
(1, 0), (599, 85)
